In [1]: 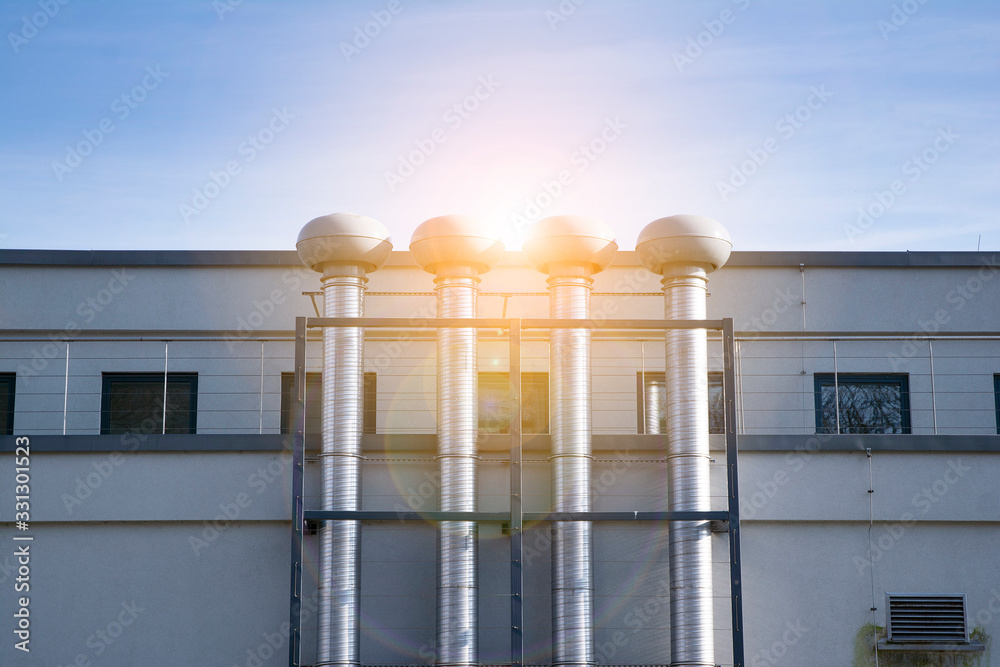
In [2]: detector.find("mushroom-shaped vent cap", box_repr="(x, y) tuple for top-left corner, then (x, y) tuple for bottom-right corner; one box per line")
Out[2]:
(296, 213), (393, 273)
(523, 215), (618, 275)
(635, 214), (732, 274)
(409, 215), (504, 274)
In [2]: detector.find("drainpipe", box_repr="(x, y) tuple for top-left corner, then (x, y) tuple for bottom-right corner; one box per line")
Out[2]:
(636, 214), (732, 667)
(410, 216), (504, 667)
(297, 213), (393, 667)
(524, 215), (617, 667)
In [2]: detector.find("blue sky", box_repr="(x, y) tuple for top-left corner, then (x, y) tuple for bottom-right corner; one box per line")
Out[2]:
(1, 0), (998, 252)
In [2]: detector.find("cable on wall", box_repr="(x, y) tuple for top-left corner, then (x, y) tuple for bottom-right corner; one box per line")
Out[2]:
(867, 447), (879, 667)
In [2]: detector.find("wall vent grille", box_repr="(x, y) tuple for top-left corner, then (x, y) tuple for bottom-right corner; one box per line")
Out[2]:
(885, 593), (969, 643)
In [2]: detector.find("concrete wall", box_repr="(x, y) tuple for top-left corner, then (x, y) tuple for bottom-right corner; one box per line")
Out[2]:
(2, 447), (997, 666)
(3, 254), (1000, 438)
(0, 250), (998, 666)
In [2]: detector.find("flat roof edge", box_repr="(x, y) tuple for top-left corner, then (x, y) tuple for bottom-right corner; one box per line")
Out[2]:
(0, 248), (997, 268)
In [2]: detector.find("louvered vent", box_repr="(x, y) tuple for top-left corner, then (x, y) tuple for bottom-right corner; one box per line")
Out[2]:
(885, 593), (969, 643)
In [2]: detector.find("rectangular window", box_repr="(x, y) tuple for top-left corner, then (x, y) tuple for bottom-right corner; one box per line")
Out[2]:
(479, 372), (549, 434)
(637, 372), (725, 434)
(995, 374), (1000, 435)
(101, 373), (198, 435)
(280, 372), (376, 435)
(0, 373), (14, 435)
(814, 373), (910, 434)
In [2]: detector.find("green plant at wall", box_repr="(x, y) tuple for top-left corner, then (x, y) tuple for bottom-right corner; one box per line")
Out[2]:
(853, 624), (992, 667)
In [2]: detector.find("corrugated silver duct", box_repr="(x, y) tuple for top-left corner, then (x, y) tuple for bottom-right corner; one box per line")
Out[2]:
(410, 217), (503, 667)
(644, 377), (663, 436)
(662, 269), (714, 666)
(296, 214), (393, 667)
(319, 273), (365, 667)
(524, 216), (617, 667)
(549, 275), (595, 667)
(436, 276), (479, 667)
(636, 215), (732, 667)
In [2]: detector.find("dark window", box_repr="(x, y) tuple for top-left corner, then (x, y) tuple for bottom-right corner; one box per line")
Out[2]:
(280, 372), (376, 435)
(709, 373), (725, 433)
(814, 373), (910, 434)
(101, 373), (198, 435)
(479, 372), (549, 434)
(995, 374), (1000, 435)
(637, 372), (725, 434)
(0, 373), (14, 435)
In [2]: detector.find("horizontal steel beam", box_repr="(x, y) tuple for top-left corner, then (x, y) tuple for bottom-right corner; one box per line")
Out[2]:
(304, 510), (511, 522)
(524, 511), (730, 522)
(303, 510), (729, 522)
(306, 317), (725, 331)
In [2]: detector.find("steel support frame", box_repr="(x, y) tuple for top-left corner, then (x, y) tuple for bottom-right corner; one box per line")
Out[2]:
(288, 317), (306, 666)
(288, 316), (745, 667)
(724, 318), (745, 667)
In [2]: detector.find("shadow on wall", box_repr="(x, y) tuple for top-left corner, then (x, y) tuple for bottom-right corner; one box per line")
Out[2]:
(853, 624), (992, 667)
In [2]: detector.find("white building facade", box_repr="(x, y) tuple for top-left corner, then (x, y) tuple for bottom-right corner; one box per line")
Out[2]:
(1, 245), (998, 667)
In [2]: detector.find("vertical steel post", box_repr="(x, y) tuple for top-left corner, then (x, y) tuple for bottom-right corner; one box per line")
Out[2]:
(62, 341), (70, 435)
(288, 316), (307, 666)
(509, 319), (523, 667)
(723, 318), (745, 667)
(929, 340), (938, 435)
(833, 341), (841, 434)
(162, 341), (169, 434)
(260, 340), (265, 435)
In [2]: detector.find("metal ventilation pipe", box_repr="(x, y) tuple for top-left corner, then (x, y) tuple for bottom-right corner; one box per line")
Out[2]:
(525, 216), (617, 667)
(297, 214), (393, 667)
(636, 215), (732, 667)
(410, 217), (503, 667)
(645, 378), (664, 436)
